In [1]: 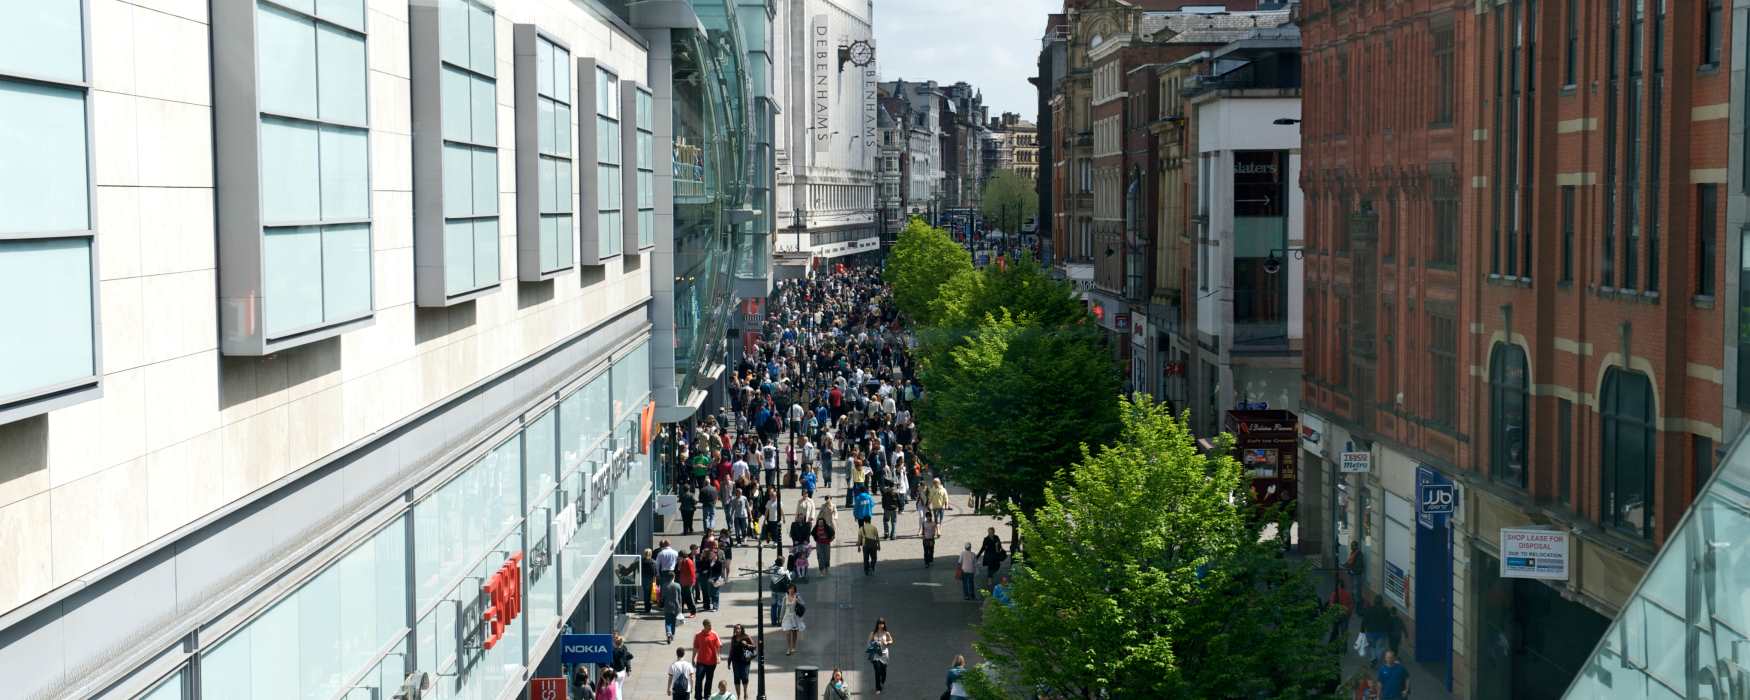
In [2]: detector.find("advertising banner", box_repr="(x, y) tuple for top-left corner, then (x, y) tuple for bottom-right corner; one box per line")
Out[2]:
(811, 15), (831, 155)
(1339, 451), (1371, 474)
(561, 633), (616, 665)
(529, 677), (567, 700)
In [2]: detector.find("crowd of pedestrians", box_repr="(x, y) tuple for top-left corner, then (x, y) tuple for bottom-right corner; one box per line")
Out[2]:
(618, 266), (990, 699)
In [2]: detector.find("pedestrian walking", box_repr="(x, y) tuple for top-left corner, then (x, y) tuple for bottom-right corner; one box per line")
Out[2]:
(611, 633), (633, 675)
(593, 669), (617, 700)
(680, 485), (697, 534)
(728, 625), (758, 698)
(823, 669), (850, 700)
(919, 511), (939, 567)
(926, 478), (949, 523)
(1377, 650), (1410, 699)
(1329, 578), (1355, 643)
(691, 619), (721, 699)
(880, 486), (900, 539)
(977, 527), (1007, 587)
(866, 618), (895, 694)
(946, 655), (970, 700)
(812, 516), (835, 572)
(657, 540), (680, 586)
(780, 587), (807, 655)
(956, 543), (978, 600)
(699, 549), (725, 611)
(668, 648), (696, 699)
(700, 480), (719, 531)
(708, 679), (735, 700)
(677, 547), (699, 616)
(641, 549), (658, 613)
(857, 518), (882, 575)
(661, 578), (684, 643)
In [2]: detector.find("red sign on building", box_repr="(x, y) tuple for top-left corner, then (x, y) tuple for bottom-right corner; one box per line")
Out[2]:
(529, 676), (568, 700)
(482, 552), (524, 650)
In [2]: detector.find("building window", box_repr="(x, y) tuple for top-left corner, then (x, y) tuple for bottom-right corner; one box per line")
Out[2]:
(1561, 185), (1575, 281)
(1602, 0), (1622, 287)
(0, 0), (98, 420)
(596, 67), (623, 259)
(1647, 0), (1665, 292)
(1623, 0), (1645, 290)
(1698, 183), (1718, 296)
(255, 0), (373, 338)
(635, 87), (656, 250)
(533, 35), (575, 273)
(1693, 434), (1714, 499)
(1429, 312), (1458, 427)
(1601, 368), (1656, 538)
(1564, 0), (1579, 85)
(1489, 343), (1529, 488)
(1433, 188), (1458, 266)
(1557, 398), (1573, 506)
(1433, 25), (1455, 125)
(1704, 0), (1724, 67)
(437, 0), (501, 298)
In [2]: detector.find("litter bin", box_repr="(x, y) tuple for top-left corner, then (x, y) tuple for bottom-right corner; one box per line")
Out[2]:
(795, 665), (819, 699)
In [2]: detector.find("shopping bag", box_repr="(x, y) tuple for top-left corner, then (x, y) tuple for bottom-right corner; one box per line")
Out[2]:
(1353, 632), (1368, 658)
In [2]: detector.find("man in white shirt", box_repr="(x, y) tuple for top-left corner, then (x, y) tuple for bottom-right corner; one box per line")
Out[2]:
(881, 394), (897, 417)
(656, 540), (679, 585)
(667, 648), (696, 699)
(732, 456), (750, 483)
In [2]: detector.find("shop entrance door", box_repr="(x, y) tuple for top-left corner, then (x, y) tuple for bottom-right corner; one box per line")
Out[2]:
(1413, 466), (1453, 688)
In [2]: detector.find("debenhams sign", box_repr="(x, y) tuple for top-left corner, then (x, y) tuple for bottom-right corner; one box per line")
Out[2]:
(812, 14), (831, 155)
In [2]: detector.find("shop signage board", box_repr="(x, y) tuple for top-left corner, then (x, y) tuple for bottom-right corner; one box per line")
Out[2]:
(553, 503), (578, 551)
(612, 554), (641, 588)
(529, 677), (567, 700)
(1384, 560), (1409, 608)
(1226, 409), (1299, 505)
(1500, 528), (1570, 580)
(1418, 482), (1455, 516)
(1339, 451), (1371, 474)
(561, 633), (615, 665)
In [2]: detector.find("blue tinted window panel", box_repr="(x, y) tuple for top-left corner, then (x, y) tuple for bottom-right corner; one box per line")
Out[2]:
(0, 238), (94, 398)
(0, 81), (89, 234)
(536, 37), (553, 98)
(473, 219), (497, 287)
(0, 0), (85, 82)
(257, 4), (318, 118)
(260, 118), (322, 224)
(555, 214), (573, 266)
(468, 2), (493, 76)
(554, 104), (571, 157)
(439, 0), (468, 67)
(471, 147), (496, 215)
(537, 98), (555, 154)
(540, 157), (559, 212)
(556, 159), (572, 214)
(470, 74), (495, 146)
(263, 226), (325, 336)
(553, 46), (569, 104)
(315, 24), (366, 126)
(444, 220), (473, 295)
(442, 143), (472, 218)
(315, 0), (364, 31)
(319, 126), (370, 220)
(539, 216), (558, 272)
(321, 223), (372, 322)
(440, 66), (472, 143)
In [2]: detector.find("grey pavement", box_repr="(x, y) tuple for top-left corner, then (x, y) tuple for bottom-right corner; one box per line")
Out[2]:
(622, 478), (1003, 699)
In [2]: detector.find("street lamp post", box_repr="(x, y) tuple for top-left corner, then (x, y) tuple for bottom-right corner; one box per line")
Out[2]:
(756, 532), (767, 700)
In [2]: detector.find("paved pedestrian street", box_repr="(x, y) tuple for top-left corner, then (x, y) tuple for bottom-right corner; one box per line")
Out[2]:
(622, 480), (1003, 699)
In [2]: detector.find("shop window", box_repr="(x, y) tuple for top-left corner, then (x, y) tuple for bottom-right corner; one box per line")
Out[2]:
(1489, 343), (1529, 488)
(1601, 368), (1656, 538)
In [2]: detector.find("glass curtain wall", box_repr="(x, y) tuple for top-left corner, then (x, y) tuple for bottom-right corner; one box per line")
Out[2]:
(195, 340), (652, 700)
(669, 2), (749, 397)
(1565, 427), (1750, 698)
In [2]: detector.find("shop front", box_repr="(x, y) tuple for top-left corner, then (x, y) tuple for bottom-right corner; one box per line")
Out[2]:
(184, 339), (657, 700)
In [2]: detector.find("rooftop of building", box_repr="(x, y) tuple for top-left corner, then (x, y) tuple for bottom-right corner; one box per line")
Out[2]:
(1140, 8), (1294, 43)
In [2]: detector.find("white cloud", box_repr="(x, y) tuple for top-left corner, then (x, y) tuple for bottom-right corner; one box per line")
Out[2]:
(873, 0), (1057, 120)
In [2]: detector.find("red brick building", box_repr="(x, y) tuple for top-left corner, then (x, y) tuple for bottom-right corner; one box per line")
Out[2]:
(1299, 1), (1731, 697)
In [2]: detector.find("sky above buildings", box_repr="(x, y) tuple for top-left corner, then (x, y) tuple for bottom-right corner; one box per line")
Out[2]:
(874, 0), (1057, 121)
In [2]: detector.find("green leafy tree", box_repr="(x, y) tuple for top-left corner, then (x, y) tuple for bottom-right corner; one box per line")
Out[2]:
(968, 396), (1342, 699)
(980, 169), (1039, 235)
(915, 311), (1120, 516)
(928, 253), (1085, 334)
(884, 217), (972, 326)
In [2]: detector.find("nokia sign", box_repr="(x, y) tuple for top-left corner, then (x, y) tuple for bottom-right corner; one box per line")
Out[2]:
(560, 633), (615, 665)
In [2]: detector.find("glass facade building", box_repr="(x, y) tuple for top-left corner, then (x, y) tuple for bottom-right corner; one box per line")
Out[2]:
(1564, 428), (1750, 699)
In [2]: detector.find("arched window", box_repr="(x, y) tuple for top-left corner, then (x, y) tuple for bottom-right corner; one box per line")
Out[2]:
(1601, 368), (1656, 538)
(1489, 343), (1529, 487)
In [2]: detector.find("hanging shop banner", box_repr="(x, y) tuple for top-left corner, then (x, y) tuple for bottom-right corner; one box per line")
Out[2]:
(1500, 528), (1571, 580)
(553, 503), (579, 551)
(811, 14), (832, 155)
(654, 493), (680, 518)
(1299, 412), (1325, 449)
(1416, 465), (1456, 528)
(1339, 451), (1371, 474)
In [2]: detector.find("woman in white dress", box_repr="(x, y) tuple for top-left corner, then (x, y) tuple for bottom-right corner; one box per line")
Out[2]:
(781, 587), (806, 654)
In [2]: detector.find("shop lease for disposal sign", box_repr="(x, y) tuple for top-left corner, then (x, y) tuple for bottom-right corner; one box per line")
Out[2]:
(1500, 528), (1570, 580)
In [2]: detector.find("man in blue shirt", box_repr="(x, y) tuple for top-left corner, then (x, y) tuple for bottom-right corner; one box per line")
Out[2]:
(1377, 650), (1409, 700)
